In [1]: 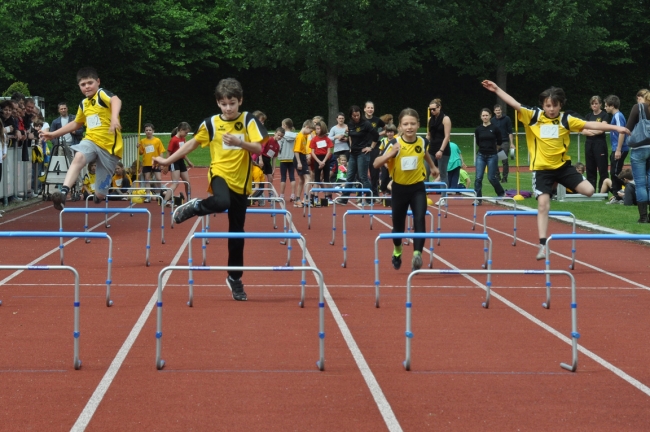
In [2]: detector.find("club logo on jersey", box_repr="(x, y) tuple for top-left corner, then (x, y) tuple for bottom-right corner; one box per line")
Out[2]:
(356, 127), (360, 132)
(415, 146), (422, 153)
(552, 120), (559, 125)
(235, 122), (244, 131)
(90, 99), (96, 106)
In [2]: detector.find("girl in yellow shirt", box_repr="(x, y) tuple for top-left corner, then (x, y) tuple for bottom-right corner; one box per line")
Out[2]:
(138, 123), (166, 202)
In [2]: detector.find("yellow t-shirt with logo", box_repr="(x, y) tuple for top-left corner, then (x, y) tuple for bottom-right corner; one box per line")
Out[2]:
(293, 132), (311, 155)
(385, 136), (427, 185)
(518, 105), (586, 171)
(83, 172), (96, 193)
(139, 137), (165, 167)
(75, 88), (123, 158)
(193, 112), (267, 195)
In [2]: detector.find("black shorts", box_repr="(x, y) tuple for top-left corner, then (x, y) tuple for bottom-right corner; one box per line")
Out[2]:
(533, 162), (584, 198)
(143, 165), (160, 174)
(171, 159), (187, 173)
(261, 156), (273, 175)
(294, 154), (310, 176)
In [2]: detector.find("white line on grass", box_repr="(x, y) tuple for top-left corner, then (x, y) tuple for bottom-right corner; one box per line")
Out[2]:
(70, 217), (201, 432)
(292, 217), (403, 432)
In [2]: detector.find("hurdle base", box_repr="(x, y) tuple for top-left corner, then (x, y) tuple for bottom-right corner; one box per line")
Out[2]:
(316, 360), (325, 371)
(403, 359), (410, 371)
(560, 361), (577, 372)
(74, 359), (82, 370)
(157, 359), (166, 370)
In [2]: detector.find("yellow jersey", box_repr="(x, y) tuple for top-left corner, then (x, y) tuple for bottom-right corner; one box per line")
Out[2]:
(194, 112), (267, 195)
(385, 136), (427, 185)
(139, 137), (165, 167)
(293, 132), (311, 155)
(75, 88), (123, 158)
(518, 105), (586, 171)
(252, 163), (265, 184)
(83, 172), (96, 193)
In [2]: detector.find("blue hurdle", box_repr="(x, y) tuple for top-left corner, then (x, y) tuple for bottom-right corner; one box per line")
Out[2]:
(403, 268), (579, 372)
(87, 193), (167, 244)
(437, 196), (518, 242)
(543, 233), (650, 309)
(373, 232), (493, 308)
(132, 179), (192, 200)
(0, 264), (83, 370)
(302, 181), (363, 217)
(190, 232), (309, 306)
(0, 231), (114, 307)
(482, 210), (577, 269)
(303, 187), (374, 243)
(341, 210), (434, 268)
(154, 264), (326, 371)
(59, 207), (152, 266)
(199, 209), (295, 265)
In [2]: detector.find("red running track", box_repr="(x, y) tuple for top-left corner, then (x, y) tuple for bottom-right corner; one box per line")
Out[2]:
(0, 168), (649, 430)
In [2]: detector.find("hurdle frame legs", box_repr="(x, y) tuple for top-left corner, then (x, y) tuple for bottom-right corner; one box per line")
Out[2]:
(155, 265), (325, 371)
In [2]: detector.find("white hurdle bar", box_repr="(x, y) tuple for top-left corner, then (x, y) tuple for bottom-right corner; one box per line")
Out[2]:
(543, 233), (650, 309)
(199, 209), (294, 265)
(0, 264), (83, 370)
(482, 210), (576, 269)
(403, 269), (579, 372)
(154, 264), (326, 371)
(341, 209), (434, 268)
(87, 193), (167, 244)
(374, 232), (493, 308)
(59, 207), (152, 266)
(190, 232), (307, 305)
(0, 231), (114, 307)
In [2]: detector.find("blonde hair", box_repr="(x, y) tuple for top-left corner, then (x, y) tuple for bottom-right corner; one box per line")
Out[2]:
(638, 89), (650, 104)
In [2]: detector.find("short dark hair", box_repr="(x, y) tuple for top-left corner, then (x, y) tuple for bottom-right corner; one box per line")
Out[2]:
(215, 78), (243, 100)
(539, 87), (567, 107)
(76, 67), (99, 82)
(349, 105), (361, 118)
(58, 102), (68, 108)
(604, 95), (620, 109)
(275, 127), (285, 134)
(143, 123), (155, 130)
(618, 168), (633, 181)
(384, 124), (398, 133)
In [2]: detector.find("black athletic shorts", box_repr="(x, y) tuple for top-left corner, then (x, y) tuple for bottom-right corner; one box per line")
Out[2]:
(143, 165), (160, 174)
(171, 159), (187, 173)
(533, 161), (584, 198)
(261, 155), (273, 175)
(294, 154), (310, 176)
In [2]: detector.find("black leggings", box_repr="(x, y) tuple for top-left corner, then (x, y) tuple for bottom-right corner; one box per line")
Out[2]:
(391, 181), (427, 253)
(196, 175), (248, 279)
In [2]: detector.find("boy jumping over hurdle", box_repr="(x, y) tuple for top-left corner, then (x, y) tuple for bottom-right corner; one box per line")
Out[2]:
(153, 78), (266, 301)
(482, 80), (631, 259)
(40, 67), (123, 210)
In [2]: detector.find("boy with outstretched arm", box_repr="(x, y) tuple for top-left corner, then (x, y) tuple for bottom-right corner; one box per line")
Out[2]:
(40, 67), (122, 209)
(153, 78), (266, 301)
(482, 80), (630, 259)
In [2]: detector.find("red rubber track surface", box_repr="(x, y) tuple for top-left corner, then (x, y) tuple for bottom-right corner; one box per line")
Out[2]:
(0, 168), (649, 431)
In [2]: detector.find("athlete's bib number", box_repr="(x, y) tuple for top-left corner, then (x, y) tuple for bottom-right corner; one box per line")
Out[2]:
(222, 134), (245, 150)
(316, 140), (327, 148)
(401, 156), (417, 171)
(266, 149), (275, 157)
(540, 125), (559, 139)
(145, 145), (155, 153)
(87, 114), (101, 130)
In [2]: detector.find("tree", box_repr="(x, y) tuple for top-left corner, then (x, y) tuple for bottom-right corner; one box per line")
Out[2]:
(224, 0), (437, 125)
(429, 0), (611, 107)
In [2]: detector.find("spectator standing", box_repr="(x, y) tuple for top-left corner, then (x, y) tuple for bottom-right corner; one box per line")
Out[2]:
(474, 108), (505, 204)
(625, 90), (650, 222)
(604, 95), (630, 203)
(328, 112), (349, 178)
(582, 96), (610, 191)
(490, 105), (514, 183)
(427, 98), (452, 186)
(278, 118), (297, 203)
(341, 105), (378, 204)
(50, 102), (84, 158)
(364, 101), (386, 201)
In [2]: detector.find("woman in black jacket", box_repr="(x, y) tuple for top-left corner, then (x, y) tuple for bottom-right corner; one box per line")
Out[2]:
(474, 108), (505, 204)
(341, 105), (378, 204)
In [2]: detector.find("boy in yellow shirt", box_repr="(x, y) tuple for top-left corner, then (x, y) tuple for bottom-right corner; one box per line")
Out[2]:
(138, 123), (166, 202)
(482, 80), (630, 259)
(41, 67), (123, 210)
(153, 78), (266, 301)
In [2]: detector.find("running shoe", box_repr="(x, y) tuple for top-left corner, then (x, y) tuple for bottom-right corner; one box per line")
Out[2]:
(51, 191), (66, 210)
(226, 276), (247, 301)
(392, 254), (402, 270)
(173, 198), (199, 224)
(93, 194), (102, 204)
(536, 245), (546, 261)
(412, 252), (423, 271)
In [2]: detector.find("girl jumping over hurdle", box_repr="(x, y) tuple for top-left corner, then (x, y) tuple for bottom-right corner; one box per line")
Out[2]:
(373, 108), (438, 271)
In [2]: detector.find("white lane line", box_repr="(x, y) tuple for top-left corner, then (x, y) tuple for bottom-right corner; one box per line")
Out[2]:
(293, 222), (403, 432)
(70, 217), (201, 432)
(371, 212), (650, 396)
(0, 205), (48, 226)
